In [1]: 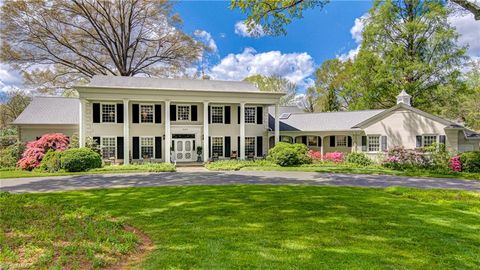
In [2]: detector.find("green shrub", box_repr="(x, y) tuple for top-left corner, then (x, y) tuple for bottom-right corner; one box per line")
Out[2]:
(206, 160), (278, 171)
(459, 151), (480, 173)
(60, 147), (102, 172)
(346, 152), (373, 166)
(92, 163), (176, 173)
(0, 142), (25, 168)
(39, 150), (64, 172)
(267, 142), (311, 166)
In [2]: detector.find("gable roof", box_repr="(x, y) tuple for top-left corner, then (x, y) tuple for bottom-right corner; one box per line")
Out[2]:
(13, 96), (79, 125)
(82, 75), (262, 93)
(268, 109), (385, 131)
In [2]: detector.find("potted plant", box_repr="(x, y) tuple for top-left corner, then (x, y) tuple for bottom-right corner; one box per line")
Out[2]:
(196, 146), (203, 162)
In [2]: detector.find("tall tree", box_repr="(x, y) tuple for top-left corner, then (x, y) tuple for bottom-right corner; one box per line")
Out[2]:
(297, 86), (319, 112)
(0, 90), (31, 128)
(243, 74), (297, 105)
(1, 0), (203, 93)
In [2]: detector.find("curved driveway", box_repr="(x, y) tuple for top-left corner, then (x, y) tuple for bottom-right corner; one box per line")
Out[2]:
(1, 170), (480, 193)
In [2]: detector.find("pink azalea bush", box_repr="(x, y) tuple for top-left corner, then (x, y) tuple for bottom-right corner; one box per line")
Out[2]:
(307, 150), (322, 162)
(323, 152), (344, 163)
(17, 133), (69, 170)
(449, 155), (462, 172)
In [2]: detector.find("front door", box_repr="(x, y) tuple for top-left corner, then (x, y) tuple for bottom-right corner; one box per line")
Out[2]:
(174, 139), (194, 162)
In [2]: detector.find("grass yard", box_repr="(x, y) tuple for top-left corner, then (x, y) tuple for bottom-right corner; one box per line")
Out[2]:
(0, 163), (175, 179)
(2, 185), (480, 269)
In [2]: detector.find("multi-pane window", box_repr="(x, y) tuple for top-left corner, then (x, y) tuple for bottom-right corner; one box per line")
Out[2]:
(177, 105), (190, 121)
(245, 107), (256, 123)
(211, 137), (223, 157)
(101, 104), (116, 123)
(368, 136), (380, 152)
(308, 136), (318, 146)
(101, 137), (116, 159)
(245, 137), (256, 156)
(422, 135), (437, 147)
(140, 105), (154, 123)
(141, 137), (154, 159)
(336, 135), (347, 147)
(211, 106), (224, 123)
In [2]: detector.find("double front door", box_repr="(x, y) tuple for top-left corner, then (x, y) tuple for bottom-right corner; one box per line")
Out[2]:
(173, 138), (194, 162)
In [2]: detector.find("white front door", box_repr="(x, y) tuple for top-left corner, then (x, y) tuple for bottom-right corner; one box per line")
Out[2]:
(174, 139), (194, 162)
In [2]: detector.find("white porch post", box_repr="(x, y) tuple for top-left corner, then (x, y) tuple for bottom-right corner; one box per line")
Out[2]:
(123, 99), (130, 165)
(320, 136), (325, 160)
(274, 103), (280, 145)
(164, 100), (171, 163)
(79, 99), (86, 147)
(203, 101), (209, 162)
(240, 102), (246, 160)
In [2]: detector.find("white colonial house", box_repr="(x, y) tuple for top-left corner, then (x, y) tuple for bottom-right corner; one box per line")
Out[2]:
(13, 76), (480, 164)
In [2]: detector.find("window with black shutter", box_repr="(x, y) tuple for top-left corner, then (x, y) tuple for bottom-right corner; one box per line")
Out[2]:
(256, 136), (263, 157)
(256, 106), (263, 124)
(329, 136), (336, 147)
(170, 105), (176, 121)
(154, 104), (162, 123)
(116, 104), (124, 123)
(381, 136), (388, 151)
(361, 136), (367, 151)
(224, 106), (231, 124)
(191, 105), (198, 121)
(132, 104), (139, 123)
(347, 136), (352, 147)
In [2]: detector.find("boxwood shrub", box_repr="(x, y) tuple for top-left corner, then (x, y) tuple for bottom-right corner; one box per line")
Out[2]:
(267, 142), (311, 166)
(60, 147), (102, 172)
(346, 152), (373, 166)
(459, 151), (480, 173)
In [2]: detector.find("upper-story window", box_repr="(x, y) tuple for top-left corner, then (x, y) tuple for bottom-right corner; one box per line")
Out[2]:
(211, 106), (224, 124)
(101, 104), (116, 123)
(177, 105), (190, 121)
(140, 105), (154, 123)
(245, 107), (256, 124)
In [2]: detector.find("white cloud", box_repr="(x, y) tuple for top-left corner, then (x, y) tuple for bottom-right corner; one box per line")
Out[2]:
(209, 47), (315, 86)
(449, 12), (480, 57)
(0, 64), (23, 92)
(194, 30), (218, 53)
(234, 21), (265, 38)
(337, 13), (368, 61)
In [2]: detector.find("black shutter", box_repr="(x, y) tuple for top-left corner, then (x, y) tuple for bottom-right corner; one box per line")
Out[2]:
(237, 106), (241, 124)
(208, 106), (211, 124)
(256, 106), (263, 124)
(330, 136), (336, 147)
(381, 136), (387, 151)
(93, 136), (100, 146)
(361, 136), (367, 152)
(132, 137), (139, 159)
(93, 103), (100, 123)
(225, 136), (231, 157)
(155, 137), (162, 159)
(208, 136), (211, 158)
(347, 136), (352, 147)
(302, 136), (307, 145)
(416, 136), (422, 148)
(439, 135), (446, 145)
(224, 106), (231, 124)
(116, 104), (124, 123)
(237, 136), (241, 157)
(191, 105), (198, 121)
(117, 137), (124, 159)
(318, 137), (322, 147)
(256, 136), (263, 157)
(132, 104), (139, 123)
(155, 104), (162, 124)
(170, 105), (176, 121)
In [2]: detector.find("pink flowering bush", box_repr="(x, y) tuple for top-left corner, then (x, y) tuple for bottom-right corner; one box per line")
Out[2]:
(323, 152), (344, 163)
(382, 146), (431, 170)
(307, 150), (322, 162)
(17, 133), (69, 170)
(449, 156), (462, 172)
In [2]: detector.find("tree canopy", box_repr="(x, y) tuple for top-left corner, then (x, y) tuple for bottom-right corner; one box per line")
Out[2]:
(244, 74), (298, 105)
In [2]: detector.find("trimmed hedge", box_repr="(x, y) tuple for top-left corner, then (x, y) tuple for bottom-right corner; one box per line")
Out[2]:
(267, 142), (311, 166)
(346, 152), (372, 166)
(459, 151), (480, 173)
(60, 148), (102, 172)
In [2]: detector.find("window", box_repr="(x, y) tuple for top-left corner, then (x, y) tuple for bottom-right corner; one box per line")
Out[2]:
(211, 106), (224, 123)
(140, 137), (154, 159)
(140, 105), (154, 123)
(422, 135), (437, 147)
(177, 105), (190, 121)
(367, 136), (380, 152)
(245, 137), (256, 156)
(281, 136), (293, 143)
(101, 104), (116, 123)
(211, 137), (223, 157)
(245, 107), (256, 124)
(308, 136), (318, 147)
(101, 137), (116, 159)
(336, 135), (347, 147)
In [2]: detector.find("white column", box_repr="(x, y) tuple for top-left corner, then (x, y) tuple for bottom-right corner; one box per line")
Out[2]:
(203, 101), (209, 162)
(79, 99), (86, 147)
(240, 102), (245, 160)
(320, 136), (324, 160)
(123, 99), (130, 165)
(164, 100), (171, 164)
(274, 103), (280, 145)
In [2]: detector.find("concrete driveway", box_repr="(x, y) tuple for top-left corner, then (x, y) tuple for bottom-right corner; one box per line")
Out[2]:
(1, 171), (480, 193)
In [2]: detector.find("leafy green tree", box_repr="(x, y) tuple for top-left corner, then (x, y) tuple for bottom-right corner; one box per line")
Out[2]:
(244, 75), (297, 105)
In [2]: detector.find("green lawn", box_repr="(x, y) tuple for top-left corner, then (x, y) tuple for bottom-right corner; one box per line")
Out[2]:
(2, 185), (480, 269)
(0, 163), (175, 179)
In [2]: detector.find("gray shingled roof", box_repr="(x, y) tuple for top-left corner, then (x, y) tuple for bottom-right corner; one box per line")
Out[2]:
(85, 75), (261, 93)
(268, 110), (385, 131)
(13, 97), (79, 125)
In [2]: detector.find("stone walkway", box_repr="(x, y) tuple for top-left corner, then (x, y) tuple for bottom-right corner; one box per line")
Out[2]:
(1, 170), (479, 193)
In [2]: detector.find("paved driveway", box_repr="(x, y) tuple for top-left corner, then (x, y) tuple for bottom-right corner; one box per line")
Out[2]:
(1, 171), (480, 193)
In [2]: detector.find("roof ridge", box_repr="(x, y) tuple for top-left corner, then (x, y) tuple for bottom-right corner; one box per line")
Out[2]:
(91, 75), (255, 85)
(288, 109), (385, 115)
(33, 95), (79, 99)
